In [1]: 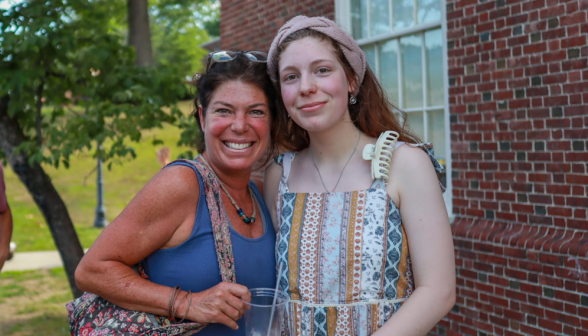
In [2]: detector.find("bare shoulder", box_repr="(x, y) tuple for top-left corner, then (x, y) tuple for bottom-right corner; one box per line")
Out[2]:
(140, 164), (200, 203)
(81, 163), (201, 267)
(390, 144), (437, 177)
(387, 144), (441, 199)
(112, 163), (201, 234)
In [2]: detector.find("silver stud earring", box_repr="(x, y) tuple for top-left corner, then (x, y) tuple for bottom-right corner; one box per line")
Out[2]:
(349, 94), (357, 105)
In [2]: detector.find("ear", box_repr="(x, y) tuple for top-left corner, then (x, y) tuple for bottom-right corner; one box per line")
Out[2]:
(348, 77), (358, 96)
(198, 105), (205, 131)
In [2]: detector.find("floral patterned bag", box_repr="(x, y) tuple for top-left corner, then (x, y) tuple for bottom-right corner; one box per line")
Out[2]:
(66, 157), (237, 335)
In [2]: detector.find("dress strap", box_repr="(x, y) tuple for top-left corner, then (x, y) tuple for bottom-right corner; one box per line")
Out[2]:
(277, 152), (295, 194)
(273, 153), (285, 166)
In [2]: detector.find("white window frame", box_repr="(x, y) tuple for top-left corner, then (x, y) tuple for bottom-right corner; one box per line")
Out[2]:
(336, 0), (453, 217)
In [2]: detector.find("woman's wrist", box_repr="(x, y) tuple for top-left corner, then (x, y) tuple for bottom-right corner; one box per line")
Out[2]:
(177, 290), (204, 324)
(168, 287), (201, 323)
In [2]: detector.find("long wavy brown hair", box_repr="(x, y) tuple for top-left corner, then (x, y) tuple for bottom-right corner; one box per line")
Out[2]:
(272, 29), (421, 151)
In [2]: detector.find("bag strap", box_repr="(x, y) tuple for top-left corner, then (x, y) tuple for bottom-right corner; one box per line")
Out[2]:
(167, 157), (236, 283)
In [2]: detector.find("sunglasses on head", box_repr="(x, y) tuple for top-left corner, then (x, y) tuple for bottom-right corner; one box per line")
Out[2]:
(206, 51), (268, 71)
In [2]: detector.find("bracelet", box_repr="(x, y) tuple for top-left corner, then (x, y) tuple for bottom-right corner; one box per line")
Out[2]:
(172, 290), (191, 323)
(167, 286), (181, 321)
(178, 290), (193, 323)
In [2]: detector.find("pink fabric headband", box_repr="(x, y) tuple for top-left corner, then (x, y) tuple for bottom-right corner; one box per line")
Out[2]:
(267, 15), (366, 96)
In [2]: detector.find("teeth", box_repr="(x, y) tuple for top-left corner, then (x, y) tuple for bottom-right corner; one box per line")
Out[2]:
(225, 142), (253, 150)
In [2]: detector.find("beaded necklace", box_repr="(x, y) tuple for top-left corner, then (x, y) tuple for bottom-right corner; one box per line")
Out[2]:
(199, 156), (256, 224)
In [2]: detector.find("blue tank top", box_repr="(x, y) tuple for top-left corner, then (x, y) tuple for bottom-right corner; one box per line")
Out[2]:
(143, 162), (276, 335)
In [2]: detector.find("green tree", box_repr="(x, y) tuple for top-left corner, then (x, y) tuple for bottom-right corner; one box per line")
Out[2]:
(0, 0), (190, 297)
(142, 0), (216, 76)
(114, 0), (214, 86)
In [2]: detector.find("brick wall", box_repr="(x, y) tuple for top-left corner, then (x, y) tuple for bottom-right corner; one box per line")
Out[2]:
(220, 0), (334, 51)
(442, 0), (588, 335)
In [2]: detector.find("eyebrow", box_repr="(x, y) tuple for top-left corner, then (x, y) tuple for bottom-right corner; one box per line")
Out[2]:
(280, 58), (335, 73)
(212, 101), (268, 109)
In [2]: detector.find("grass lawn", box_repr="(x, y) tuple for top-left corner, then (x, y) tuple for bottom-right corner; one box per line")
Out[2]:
(3, 101), (195, 252)
(0, 268), (71, 335)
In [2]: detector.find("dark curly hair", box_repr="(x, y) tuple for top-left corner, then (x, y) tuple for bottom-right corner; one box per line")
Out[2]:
(192, 52), (278, 164)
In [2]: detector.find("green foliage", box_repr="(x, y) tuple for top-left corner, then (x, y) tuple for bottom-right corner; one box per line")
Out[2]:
(0, 0), (195, 168)
(3, 107), (194, 252)
(150, 0), (215, 78)
(151, 14), (209, 78)
(152, 0), (219, 36)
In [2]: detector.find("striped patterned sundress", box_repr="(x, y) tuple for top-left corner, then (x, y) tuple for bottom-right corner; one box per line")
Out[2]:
(274, 143), (443, 336)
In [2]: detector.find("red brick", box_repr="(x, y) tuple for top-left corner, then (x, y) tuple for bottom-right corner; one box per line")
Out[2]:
(439, 0), (588, 332)
(561, 35), (588, 48)
(539, 318), (564, 332)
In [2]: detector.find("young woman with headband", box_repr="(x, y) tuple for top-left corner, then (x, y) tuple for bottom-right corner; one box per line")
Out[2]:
(264, 16), (455, 336)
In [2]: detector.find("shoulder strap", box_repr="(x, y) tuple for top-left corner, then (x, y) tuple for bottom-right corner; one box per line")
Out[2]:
(273, 153), (285, 166)
(165, 158), (236, 283)
(275, 151), (295, 194)
(282, 152), (295, 183)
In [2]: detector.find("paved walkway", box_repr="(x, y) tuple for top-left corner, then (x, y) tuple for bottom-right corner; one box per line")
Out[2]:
(1, 250), (83, 273)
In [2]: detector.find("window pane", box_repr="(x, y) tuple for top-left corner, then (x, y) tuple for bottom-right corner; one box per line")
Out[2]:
(363, 45), (376, 72)
(379, 39), (399, 105)
(393, 0), (415, 30)
(425, 29), (444, 107)
(427, 109), (446, 161)
(406, 111), (424, 141)
(370, 0), (390, 37)
(351, 0), (368, 39)
(401, 35), (423, 109)
(417, 0), (441, 24)
(428, 109), (446, 187)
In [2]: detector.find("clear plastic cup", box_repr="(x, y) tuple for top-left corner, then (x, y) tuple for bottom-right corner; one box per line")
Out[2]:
(242, 288), (289, 336)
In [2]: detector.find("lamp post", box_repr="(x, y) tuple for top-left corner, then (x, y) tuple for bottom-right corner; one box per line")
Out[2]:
(94, 144), (108, 228)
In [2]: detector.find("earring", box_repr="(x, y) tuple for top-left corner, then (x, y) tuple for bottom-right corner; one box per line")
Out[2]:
(349, 94), (357, 105)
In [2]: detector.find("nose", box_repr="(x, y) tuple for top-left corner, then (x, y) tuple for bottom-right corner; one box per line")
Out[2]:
(231, 112), (248, 133)
(299, 73), (317, 96)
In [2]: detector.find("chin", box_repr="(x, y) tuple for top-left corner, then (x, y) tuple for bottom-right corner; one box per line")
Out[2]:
(294, 119), (335, 133)
(292, 111), (346, 133)
(223, 154), (261, 171)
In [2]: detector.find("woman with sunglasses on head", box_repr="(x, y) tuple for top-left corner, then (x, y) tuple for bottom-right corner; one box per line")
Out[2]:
(264, 16), (455, 335)
(72, 51), (278, 335)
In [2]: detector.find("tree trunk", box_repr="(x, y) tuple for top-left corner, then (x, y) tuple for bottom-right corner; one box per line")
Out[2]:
(0, 95), (84, 298)
(128, 0), (154, 66)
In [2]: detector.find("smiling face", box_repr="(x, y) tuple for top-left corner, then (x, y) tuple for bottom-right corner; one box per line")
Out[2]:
(199, 80), (271, 174)
(278, 36), (355, 133)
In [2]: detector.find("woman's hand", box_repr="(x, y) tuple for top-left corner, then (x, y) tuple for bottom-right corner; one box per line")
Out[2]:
(189, 282), (251, 330)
